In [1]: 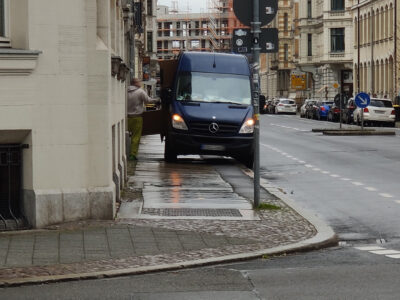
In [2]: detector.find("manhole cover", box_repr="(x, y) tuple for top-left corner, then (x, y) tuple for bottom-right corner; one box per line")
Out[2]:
(142, 208), (243, 217)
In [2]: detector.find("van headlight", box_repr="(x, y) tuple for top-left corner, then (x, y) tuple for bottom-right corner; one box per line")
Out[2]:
(239, 118), (255, 134)
(172, 114), (188, 130)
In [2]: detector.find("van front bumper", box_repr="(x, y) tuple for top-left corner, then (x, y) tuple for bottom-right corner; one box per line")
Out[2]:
(169, 132), (254, 157)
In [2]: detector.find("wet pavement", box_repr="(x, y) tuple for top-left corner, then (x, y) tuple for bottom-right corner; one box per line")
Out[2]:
(0, 135), (335, 286)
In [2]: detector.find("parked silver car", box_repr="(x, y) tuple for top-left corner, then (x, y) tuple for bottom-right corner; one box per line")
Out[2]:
(300, 99), (317, 118)
(275, 98), (297, 115)
(353, 98), (396, 127)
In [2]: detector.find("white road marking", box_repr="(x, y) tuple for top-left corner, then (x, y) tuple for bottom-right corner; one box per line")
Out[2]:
(354, 246), (385, 251)
(380, 193), (393, 198)
(386, 254), (400, 259)
(313, 168), (320, 171)
(330, 174), (340, 178)
(340, 178), (351, 181)
(369, 249), (400, 255)
(298, 160), (305, 164)
(352, 182), (364, 186)
(395, 200), (400, 204)
(321, 171), (330, 174)
(305, 164), (313, 168)
(365, 187), (378, 191)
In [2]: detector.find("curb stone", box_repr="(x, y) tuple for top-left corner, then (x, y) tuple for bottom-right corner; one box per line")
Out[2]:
(241, 168), (338, 250)
(0, 165), (337, 288)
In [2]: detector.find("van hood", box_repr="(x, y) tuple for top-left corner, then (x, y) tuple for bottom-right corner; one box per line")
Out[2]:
(176, 102), (253, 124)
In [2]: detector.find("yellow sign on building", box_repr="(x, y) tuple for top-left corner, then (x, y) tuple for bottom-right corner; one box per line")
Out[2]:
(291, 74), (307, 90)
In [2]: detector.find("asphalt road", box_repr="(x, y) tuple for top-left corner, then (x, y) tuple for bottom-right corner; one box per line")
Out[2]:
(259, 114), (400, 243)
(2, 114), (400, 299)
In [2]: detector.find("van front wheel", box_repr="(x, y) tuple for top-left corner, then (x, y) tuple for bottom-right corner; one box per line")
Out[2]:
(239, 153), (254, 169)
(164, 137), (177, 162)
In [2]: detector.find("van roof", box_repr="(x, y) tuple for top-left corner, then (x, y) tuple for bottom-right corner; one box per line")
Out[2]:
(178, 52), (250, 76)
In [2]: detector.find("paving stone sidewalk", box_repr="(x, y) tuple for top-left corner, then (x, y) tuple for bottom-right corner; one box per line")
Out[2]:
(0, 135), (335, 286)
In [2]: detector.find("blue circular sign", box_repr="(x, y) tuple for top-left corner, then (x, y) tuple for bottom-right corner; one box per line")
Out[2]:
(355, 92), (370, 108)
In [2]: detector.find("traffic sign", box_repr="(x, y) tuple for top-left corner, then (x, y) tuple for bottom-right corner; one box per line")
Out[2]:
(355, 92), (370, 108)
(233, 0), (278, 26)
(232, 28), (252, 54)
(259, 28), (278, 53)
(334, 93), (348, 106)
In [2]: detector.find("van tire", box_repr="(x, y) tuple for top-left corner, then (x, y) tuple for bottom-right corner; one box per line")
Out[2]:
(240, 153), (254, 169)
(164, 137), (177, 162)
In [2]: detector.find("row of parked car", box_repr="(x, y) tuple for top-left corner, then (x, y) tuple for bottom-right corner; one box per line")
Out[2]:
(300, 97), (396, 127)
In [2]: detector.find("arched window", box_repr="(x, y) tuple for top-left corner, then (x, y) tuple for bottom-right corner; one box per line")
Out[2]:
(389, 4), (394, 37)
(380, 7), (384, 40)
(359, 15), (363, 45)
(363, 14), (367, 45)
(384, 6), (389, 39)
(385, 58), (389, 94)
(375, 9), (380, 41)
(367, 12), (371, 44)
(375, 60), (379, 93)
(354, 17), (358, 47)
(354, 63), (358, 92)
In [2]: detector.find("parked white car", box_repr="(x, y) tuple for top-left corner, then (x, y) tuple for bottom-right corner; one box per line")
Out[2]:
(353, 98), (395, 126)
(300, 99), (317, 118)
(275, 98), (297, 115)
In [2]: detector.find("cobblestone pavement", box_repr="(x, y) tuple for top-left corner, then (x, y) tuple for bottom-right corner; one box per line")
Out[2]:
(0, 135), (327, 286)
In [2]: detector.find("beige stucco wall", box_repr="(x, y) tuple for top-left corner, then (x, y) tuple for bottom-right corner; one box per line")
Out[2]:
(0, 0), (128, 228)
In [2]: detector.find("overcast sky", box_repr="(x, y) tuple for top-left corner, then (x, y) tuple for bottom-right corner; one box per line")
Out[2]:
(157, 0), (208, 13)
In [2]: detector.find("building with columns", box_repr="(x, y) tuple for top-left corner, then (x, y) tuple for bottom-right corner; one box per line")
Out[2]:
(351, 0), (396, 99)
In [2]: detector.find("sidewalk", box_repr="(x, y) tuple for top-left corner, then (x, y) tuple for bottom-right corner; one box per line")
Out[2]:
(0, 136), (336, 287)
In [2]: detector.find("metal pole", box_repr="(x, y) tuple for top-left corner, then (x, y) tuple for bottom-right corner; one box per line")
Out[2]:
(252, 0), (261, 208)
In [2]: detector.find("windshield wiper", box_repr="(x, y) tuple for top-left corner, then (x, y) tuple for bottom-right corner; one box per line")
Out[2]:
(212, 101), (248, 105)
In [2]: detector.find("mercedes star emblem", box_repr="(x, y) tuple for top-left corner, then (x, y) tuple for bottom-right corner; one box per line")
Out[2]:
(209, 123), (219, 134)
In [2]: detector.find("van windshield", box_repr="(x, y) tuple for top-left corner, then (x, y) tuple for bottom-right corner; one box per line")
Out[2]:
(176, 72), (251, 105)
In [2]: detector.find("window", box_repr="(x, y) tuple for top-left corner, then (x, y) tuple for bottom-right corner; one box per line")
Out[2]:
(331, 0), (344, 11)
(172, 40), (180, 49)
(284, 44), (288, 61)
(307, 0), (312, 18)
(147, 31), (153, 52)
(331, 28), (345, 52)
(284, 13), (288, 31)
(307, 33), (312, 56)
(147, 0), (153, 16)
(0, 0), (5, 37)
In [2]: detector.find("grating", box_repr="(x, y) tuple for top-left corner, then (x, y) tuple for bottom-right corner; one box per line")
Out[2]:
(142, 208), (243, 217)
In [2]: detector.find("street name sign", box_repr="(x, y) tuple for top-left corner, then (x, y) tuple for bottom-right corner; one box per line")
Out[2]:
(355, 92), (370, 108)
(233, 0), (278, 26)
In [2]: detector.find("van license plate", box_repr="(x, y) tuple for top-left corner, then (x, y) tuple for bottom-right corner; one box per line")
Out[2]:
(201, 144), (225, 151)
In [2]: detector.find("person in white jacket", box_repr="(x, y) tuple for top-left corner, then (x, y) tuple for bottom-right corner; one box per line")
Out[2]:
(127, 78), (159, 161)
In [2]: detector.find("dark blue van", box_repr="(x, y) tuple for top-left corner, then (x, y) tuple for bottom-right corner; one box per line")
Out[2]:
(161, 52), (254, 168)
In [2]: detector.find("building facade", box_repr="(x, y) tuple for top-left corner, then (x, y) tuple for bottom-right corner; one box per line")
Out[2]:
(351, 0), (396, 99)
(261, 0), (297, 99)
(295, 0), (354, 100)
(156, 0), (244, 59)
(0, 0), (135, 228)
